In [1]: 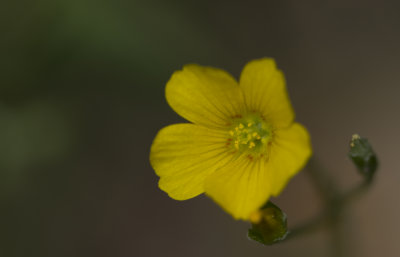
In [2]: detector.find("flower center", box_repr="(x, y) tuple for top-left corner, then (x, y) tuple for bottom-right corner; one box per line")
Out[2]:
(228, 113), (273, 158)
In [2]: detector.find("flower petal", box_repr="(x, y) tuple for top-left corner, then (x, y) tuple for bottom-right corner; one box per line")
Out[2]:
(239, 58), (294, 128)
(166, 64), (245, 129)
(269, 123), (312, 196)
(204, 155), (271, 220)
(150, 124), (233, 200)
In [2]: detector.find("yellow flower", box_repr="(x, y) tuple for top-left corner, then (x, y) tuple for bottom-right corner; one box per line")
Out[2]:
(150, 58), (312, 220)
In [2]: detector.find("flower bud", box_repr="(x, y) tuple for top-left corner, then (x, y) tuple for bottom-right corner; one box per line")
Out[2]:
(348, 134), (378, 181)
(248, 201), (288, 245)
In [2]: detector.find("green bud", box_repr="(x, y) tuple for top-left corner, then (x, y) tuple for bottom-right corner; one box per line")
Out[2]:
(247, 201), (288, 245)
(348, 134), (378, 181)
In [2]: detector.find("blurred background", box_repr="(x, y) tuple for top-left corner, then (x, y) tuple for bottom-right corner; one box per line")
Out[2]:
(1, 1), (400, 256)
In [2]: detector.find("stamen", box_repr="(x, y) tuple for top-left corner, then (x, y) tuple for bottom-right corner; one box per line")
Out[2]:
(227, 113), (273, 159)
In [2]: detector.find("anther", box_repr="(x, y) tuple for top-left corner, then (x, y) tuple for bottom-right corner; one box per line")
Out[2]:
(227, 113), (273, 156)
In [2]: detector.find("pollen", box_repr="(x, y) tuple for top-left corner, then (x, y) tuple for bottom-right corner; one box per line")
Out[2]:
(227, 113), (273, 158)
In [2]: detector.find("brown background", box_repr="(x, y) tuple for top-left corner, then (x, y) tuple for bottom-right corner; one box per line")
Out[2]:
(1, 1), (399, 256)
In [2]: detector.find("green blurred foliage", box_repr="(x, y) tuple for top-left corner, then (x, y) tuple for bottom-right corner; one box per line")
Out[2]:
(1, 0), (226, 180)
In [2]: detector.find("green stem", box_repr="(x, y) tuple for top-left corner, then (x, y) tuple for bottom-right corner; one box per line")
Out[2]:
(286, 158), (373, 257)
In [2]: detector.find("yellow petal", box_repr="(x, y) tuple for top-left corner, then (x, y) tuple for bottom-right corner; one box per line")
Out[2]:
(166, 64), (245, 129)
(150, 124), (233, 200)
(239, 58), (294, 128)
(269, 123), (312, 196)
(204, 155), (271, 220)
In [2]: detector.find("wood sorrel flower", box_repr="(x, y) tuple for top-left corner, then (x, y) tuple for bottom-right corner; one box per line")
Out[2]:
(150, 58), (312, 220)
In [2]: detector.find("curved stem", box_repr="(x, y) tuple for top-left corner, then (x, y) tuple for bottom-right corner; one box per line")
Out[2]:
(285, 158), (373, 256)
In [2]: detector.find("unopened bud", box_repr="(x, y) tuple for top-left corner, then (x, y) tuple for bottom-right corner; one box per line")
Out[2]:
(349, 134), (378, 181)
(248, 201), (288, 245)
